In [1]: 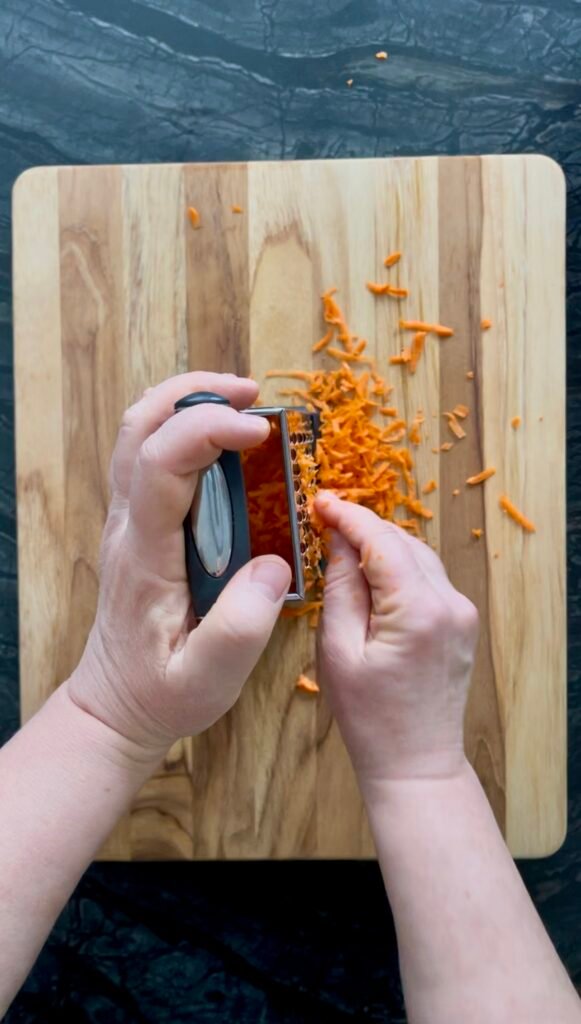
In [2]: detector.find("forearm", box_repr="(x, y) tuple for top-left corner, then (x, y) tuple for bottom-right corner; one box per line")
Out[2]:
(0, 682), (165, 1014)
(364, 760), (580, 1024)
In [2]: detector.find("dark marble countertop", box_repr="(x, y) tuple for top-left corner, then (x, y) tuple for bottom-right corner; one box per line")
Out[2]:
(1, 1), (580, 1020)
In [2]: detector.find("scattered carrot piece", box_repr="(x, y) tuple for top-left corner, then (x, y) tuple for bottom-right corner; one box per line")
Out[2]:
(390, 349), (412, 365)
(452, 488), (460, 496)
(409, 331), (426, 374)
(443, 412), (466, 439)
(466, 467), (496, 486)
(312, 328), (334, 353)
(231, 204), (244, 214)
(296, 674), (320, 694)
(187, 206), (201, 229)
(400, 319), (454, 338)
(440, 442), (454, 452)
(408, 412), (424, 446)
(380, 406), (398, 417)
(466, 371), (475, 380)
(453, 403), (469, 419)
(499, 495), (536, 533)
(375, 50), (388, 59)
(422, 479), (438, 495)
(471, 528), (484, 539)
(511, 416), (522, 430)
(431, 446), (440, 454)
(366, 282), (409, 298)
(384, 251), (402, 268)
(481, 318), (492, 330)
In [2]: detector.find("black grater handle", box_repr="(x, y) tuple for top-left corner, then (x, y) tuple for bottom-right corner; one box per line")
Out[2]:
(174, 391), (251, 618)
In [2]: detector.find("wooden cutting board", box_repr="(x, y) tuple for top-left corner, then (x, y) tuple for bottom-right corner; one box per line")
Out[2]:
(13, 156), (566, 859)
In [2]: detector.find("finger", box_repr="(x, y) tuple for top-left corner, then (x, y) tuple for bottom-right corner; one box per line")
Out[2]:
(126, 404), (269, 574)
(320, 529), (369, 654)
(315, 492), (422, 593)
(111, 372), (259, 499)
(169, 556), (291, 730)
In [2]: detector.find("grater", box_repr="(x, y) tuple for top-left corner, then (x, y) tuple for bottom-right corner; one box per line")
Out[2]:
(174, 391), (319, 618)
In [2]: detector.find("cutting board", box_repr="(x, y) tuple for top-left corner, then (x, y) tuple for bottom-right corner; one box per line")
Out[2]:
(13, 156), (566, 859)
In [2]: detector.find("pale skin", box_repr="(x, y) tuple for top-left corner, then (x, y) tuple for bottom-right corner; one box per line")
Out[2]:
(0, 372), (578, 1022)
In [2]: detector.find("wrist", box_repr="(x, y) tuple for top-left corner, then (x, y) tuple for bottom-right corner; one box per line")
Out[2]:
(53, 680), (170, 782)
(360, 755), (476, 819)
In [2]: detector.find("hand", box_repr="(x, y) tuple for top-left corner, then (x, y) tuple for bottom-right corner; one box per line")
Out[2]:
(314, 493), (478, 790)
(68, 372), (291, 760)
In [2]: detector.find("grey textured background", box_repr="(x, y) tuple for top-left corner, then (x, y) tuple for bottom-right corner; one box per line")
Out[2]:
(0, 1), (580, 1020)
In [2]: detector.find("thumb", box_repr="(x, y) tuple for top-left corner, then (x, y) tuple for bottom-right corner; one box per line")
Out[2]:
(173, 556), (291, 730)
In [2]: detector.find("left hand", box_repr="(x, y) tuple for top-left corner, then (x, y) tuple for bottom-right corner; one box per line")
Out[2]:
(67, 372), (291, 760)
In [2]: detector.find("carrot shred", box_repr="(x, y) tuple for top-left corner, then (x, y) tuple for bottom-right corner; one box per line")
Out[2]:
(453, 403), (469, 419)
(187, 206), (201, 229)
(440, 442), (454, 452)
(466, 467), (496, 486)
(466, 371), (475, 380)
(481, 318), (492, 330)
(384, 251), (402, 268)
(380, 406), (398, 417)
(389, 349), (412, 365)
(312, 328), (334, 353)
(409, 331), (426, 374)
(296, 674), (320, 694)
(422, 479), (438, 494)
(231, 204), (244, 214)
(499, 495), (536, 533)
(452, 488), (460, 496)
(400, 319), (454, 338)
(366, 282), (409, 298)
(471, 528), (484, 539)
(511, 416), (522, 430)
(443, 412), (466, 439)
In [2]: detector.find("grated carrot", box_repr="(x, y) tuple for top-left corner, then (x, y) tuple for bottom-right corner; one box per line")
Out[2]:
(466, 467), (496, 486)
(511, 416), (521, 430)
(408, 411), (425, 446)
(380, 406), (398, 417)
(366, 282), (409, 298)
(231, 204), (244, 214)
(188, 206), (201, 229)
(453, 404), (469, 419)
(409, 331), (426, 374)
(390, 349), (412, 365)
(452, 488), (460, 496)
(481, 318), (492, 330)
(400, 319), (454, 338)
(422, 479), (438, 494)
(384, 251), (402, 268)
(440, 442), (454, 452)
(471, 528), (484, 539)
(499, 495), (536, 533)
(296, 674), (320, 694)
(466, 371), (475, 380)
(312, 328), (334, 353)
(443, 412), (466, 439)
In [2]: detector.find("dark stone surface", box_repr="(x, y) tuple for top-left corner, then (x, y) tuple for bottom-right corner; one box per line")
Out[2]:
(0, 0), (580, 1019)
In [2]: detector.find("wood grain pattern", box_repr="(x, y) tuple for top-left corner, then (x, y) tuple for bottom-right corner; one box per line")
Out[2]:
(13, 156), (566, 858)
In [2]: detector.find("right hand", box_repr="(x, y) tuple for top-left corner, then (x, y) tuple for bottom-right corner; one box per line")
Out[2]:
(314, 493), (479, 791)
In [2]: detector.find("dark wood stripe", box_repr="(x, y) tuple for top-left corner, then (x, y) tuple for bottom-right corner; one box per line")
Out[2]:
(438, 157), (506, 833)
(184, 162), (250, 376)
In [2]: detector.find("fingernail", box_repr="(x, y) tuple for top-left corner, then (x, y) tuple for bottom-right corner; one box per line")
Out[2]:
(250, 558), (291, 602)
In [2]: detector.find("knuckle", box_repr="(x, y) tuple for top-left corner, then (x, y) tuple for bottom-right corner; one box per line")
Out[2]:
(452, 594), (479, 634)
